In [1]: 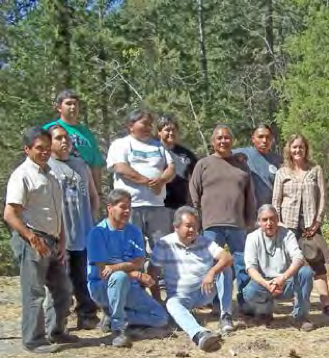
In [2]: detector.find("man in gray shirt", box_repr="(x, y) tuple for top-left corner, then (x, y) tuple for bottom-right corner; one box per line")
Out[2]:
(243, 204), (314, 331)
(48, 124), (100, 330)
(4, 127), (77, 353)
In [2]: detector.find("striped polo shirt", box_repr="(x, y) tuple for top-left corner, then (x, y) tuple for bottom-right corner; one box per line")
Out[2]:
(151, 232), (223, 298)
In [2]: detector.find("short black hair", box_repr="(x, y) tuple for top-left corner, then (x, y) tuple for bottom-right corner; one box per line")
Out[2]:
(252, 123), (273, 136)
(126, 109), (154, 124)
(157, 113), (179, 131)
(47, 124), (68, 136)
(55, 89), (80, 106)
(23, 126), (51, 148)
(107, 189), (131, 206)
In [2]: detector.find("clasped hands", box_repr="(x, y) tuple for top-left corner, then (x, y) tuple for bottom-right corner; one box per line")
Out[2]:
(264, 275), (286, 296)
(144, 177), (166, 195)
(303, 221), (321, 239)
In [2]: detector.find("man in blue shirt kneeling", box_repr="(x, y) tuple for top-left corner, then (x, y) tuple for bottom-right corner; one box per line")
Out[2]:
(86, 189), (169, 348)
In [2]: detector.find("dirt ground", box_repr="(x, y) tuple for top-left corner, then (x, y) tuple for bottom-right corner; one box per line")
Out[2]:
(1, 276), (329, 358)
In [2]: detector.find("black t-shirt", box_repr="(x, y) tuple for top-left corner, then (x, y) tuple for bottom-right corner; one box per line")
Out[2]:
(165, 144), (198, 209)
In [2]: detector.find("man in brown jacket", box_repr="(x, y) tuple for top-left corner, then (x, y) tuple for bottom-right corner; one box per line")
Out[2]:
(189, 124), (256, 325)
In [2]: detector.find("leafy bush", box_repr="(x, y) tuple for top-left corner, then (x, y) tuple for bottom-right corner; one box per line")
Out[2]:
(0, 240), (19, 276)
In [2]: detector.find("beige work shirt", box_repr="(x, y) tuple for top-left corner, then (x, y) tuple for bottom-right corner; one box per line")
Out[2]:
(6, 157), (63, 237)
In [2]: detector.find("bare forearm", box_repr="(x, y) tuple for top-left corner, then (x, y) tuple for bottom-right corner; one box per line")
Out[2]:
(101, 258), (144, 273)
(211, 252), (233, 275)
(160, 164), (175, 183)
(248, 267), (268, 287)
(91, 167), (102, 195)
(4, 206), (33, 241)
(283, 260), (304, 280)
(114, 163), (149, 185)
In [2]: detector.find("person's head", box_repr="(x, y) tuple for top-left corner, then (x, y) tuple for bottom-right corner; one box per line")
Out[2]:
(55, 89), (80, 124)
(48, 125), (71, 160)
(257, 204), (279, 237)
(173, 206), (200, 246)
(106, 189), (132, 229)
(23, 126), (52, 168)
(211, 124), (233, 158)
(126, 109), (155, 141)
(251, 123), (273, 155)
(157, 114), (179, 148)
(283, 134), (310, 169)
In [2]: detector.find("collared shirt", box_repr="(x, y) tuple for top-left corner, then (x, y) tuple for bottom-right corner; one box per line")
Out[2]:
(272, 165), (326, 229)
(87, 218), (144, 283)
(6, 157), (62, 237)
(151, 232), (223, 298)
(244, 227), (304, 279)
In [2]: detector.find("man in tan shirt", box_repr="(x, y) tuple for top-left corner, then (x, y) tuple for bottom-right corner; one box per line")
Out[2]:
(4, 127), (78, 353)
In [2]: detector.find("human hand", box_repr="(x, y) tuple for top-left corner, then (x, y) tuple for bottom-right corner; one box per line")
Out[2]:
(58, 241), (66, 264)
(269, 276), (285, 296)
(201, 272), (215, 295)
(101, 265), (113, 279)
(148, 178), (165, 195)
(138, 273), (155, 288)
(28, 233), (51, 258)
(304, 221), (321, 238)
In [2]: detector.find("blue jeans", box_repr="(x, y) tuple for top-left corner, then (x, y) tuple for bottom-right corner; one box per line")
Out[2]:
(243, 266), (313, 318)
(203, 226), (249, 304)
(166, 270), (232, 339)
(88, 271), (168, 331)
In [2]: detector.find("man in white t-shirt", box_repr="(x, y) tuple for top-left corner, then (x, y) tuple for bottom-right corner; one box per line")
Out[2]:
(148, 206), (233, 352)
(107, 110), (175, 251)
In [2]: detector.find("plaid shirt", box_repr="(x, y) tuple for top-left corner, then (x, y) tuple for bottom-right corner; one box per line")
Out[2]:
(272, 165), (326, 229)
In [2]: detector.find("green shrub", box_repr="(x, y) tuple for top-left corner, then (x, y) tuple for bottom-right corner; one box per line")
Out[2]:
(0, 240), (19, 276)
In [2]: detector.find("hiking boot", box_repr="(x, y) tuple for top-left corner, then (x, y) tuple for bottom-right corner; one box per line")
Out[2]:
(255, 313), (274, 326)
(24, 343), (60, 354)
(77, 315), (100, 330)
(99, 312), (111, 333)
(112, 330), (132, 348)
(220, 313), (234, 333)
(48, 332), (79, 344)
(193, 330), (221, 352)
(293, 318), (315, 332)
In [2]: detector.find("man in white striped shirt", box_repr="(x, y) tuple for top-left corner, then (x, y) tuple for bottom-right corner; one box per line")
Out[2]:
(148, 206), (233, 352)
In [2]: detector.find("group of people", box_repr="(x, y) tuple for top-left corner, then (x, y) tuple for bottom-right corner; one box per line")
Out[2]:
(3, 89), (329, 354)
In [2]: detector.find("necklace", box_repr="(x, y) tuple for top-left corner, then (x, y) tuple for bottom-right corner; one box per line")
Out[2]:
(261, 232), (277, 257)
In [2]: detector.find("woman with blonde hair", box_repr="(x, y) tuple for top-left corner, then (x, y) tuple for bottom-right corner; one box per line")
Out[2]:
(272, 133), (329, 314)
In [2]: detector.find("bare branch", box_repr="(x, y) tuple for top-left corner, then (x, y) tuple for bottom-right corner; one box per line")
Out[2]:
(188, 92), (208, 155)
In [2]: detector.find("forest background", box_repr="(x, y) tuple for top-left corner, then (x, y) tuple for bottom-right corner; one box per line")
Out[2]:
(1, 0), (329, 274)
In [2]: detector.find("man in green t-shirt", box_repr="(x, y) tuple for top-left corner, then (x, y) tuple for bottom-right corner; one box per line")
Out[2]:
(44, 89), (105, 194)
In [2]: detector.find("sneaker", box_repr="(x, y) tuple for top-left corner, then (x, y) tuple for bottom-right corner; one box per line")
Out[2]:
(220, 313), (234, 333)
(112, 330), (132, 348)
(293, 318), (315, 332)
(77, 315), (100, 330)
(24, 343), (60, 354)
(194, 331), (221, 352)
(48, 333), (79, 344)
